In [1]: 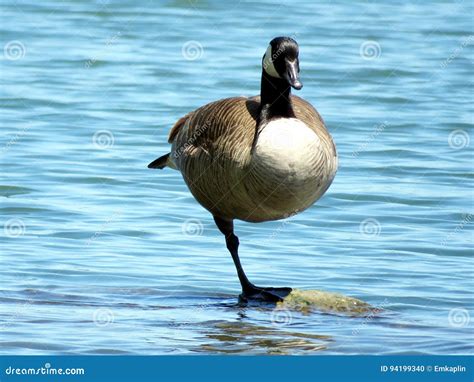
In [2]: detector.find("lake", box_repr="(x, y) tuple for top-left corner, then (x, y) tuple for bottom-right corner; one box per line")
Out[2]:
(1, 0), (472, 355)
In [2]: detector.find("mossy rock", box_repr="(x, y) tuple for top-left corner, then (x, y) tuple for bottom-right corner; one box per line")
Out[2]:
(278, 289), (376, 316)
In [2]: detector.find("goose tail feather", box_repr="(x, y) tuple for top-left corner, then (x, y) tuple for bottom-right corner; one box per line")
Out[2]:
(148, 153), (171, 170)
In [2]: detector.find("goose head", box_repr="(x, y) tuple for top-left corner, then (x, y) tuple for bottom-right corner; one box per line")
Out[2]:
(262, 36), (302, 90)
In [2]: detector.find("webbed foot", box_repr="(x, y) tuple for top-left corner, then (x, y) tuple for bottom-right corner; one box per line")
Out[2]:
(240, 286), (292, 303)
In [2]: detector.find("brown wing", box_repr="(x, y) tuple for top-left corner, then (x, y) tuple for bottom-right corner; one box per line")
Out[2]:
(167, 97), (258, 218)
(168, 115), (190, 143)
(169, 96), (259, 167)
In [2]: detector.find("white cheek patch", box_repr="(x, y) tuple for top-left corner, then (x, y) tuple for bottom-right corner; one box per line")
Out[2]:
(262, 45), (282, 79)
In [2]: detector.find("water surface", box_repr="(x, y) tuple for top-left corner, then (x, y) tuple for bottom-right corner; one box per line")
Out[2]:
(1, 0), (473, 354)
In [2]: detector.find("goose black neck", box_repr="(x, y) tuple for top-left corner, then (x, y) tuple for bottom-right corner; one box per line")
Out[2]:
(259, 70), (295, 124)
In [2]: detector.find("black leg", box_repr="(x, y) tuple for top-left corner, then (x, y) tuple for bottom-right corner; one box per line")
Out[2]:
(213, 216), (292, 302)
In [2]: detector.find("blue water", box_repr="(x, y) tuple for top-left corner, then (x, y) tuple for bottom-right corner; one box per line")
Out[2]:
(1, 1), (473, 355)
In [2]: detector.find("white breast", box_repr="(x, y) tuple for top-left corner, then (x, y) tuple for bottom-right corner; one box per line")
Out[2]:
(248, 117), (334, 219)
(253, 118), (322, 181)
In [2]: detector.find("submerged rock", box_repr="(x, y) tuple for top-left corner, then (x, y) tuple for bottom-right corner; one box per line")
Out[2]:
(278, 289), (376, 315)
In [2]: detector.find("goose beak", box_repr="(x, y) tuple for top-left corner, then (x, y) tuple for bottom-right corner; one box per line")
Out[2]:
(284, 59), (303, 90)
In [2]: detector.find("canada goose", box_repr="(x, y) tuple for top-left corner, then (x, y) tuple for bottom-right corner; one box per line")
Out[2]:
(149, 37), (337, 302)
